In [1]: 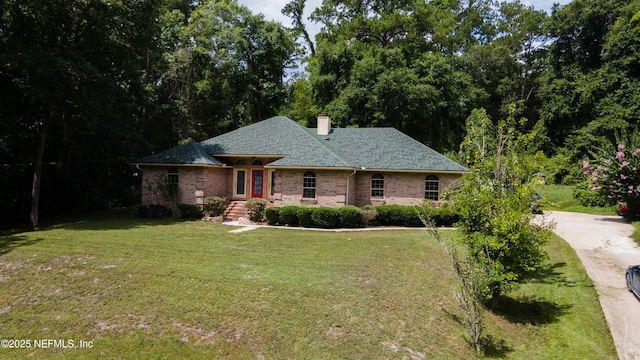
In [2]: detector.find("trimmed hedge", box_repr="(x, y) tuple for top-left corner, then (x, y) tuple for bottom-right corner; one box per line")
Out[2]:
(259, 204), (459, 229)
(136, 204), (172, 218)
(265, 207), (280, 225)
(297, 207), (315, 228)
(178, 204), (204, 219)
(365, 205), (422, 226)
(279, 206), (300, 227)
(311, 207), (340, 228)
(339, 206), (363, 228)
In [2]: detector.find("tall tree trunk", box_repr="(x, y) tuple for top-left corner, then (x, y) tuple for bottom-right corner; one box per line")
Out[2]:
(30, 124), (48, 229)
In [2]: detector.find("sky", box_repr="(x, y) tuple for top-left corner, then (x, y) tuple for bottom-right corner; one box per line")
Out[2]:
(237, 0), (575, 41)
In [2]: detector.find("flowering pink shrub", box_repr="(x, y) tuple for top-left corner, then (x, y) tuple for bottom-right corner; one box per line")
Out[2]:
(584, 143), (640, 219)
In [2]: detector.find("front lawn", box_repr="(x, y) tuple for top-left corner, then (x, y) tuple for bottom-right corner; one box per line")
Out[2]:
(0, 215), (615, 359)
(535, 184), (617, 215)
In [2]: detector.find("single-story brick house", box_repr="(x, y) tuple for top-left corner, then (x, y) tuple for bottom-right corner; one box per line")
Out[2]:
(134, 115), (469, 210)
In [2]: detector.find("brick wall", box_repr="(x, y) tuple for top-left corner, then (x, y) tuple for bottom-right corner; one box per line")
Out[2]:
(271, 169), (353, 206)
(140, 166), (231, 206)
(353, 172), (461, 206)
(142, 165), (463, 208)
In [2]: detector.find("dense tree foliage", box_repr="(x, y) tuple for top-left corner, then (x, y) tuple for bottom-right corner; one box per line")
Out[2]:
(1, 0), (639, 225)
(0, 0), (295, 226)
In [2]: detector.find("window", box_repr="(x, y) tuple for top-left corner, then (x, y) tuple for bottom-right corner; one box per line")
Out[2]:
(271, 171), (275, 196)
(371, 173), (384, 198)
(167, 168), (179, 196)
(252, 159), (263, 165)
(425, 175), (439, 200)
(302, 171), (316, 198)
(167, 168), (179, 186)
(235, 170), (246, 195)
(235, 159), (246, 166)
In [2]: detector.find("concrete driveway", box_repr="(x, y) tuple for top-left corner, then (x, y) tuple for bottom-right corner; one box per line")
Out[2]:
(547, 211), (640, 360)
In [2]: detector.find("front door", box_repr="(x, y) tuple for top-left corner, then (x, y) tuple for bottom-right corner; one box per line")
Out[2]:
(251, 170), (264, 198)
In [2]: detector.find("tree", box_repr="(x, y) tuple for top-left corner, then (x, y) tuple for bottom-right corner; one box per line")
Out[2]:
(155, 0), (296, 143)
(458, 108), (495, 167)
(453, 106), (552, 305)
(539, 0), (629, 151)
(422, 214), (484, 353)
(282, 0), (316, 56)
(307, 0), (487, 151)
(0, 0), (159, 227)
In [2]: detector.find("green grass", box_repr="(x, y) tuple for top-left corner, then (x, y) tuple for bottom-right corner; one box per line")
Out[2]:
(535, 184), (617, 215)
(0, 215), (615, 359)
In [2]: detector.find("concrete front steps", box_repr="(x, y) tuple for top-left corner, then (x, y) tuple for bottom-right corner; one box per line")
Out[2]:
(223, 201), (249, 221)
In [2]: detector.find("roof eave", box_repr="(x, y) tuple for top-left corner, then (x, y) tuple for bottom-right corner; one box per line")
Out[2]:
(132, 163), (226, 168)
(264, 165), (356, 171)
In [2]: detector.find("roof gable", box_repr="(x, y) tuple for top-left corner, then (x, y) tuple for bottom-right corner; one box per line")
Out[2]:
(200, 116), (351, 168)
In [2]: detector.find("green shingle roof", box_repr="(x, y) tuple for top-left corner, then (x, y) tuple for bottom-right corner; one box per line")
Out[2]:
(137, 116), (469, 173)
(137, 142), (222, 166)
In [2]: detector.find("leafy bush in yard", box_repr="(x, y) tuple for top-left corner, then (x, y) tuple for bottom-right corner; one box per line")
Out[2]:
(338, 206), (363, 228)
(311, 207), (340, 228)
(360, 209), (377, 227)
(297, 207), (315, 227)
(246, 198), (268, 222)
(147, 204), (172, 218)
(573, 181), (616, 207)
(265, 207), (280, 225)
(423, 202), (460, 227)
(584, 139), (640, 219)
(135, 205), (150, 218)
(370, 205), (404, 226)
(178, 204), (204, 219)
(203, 196), (227, 216)
(262, 204), (458, 229)
(435, 203), (460, 227)
(280, 206), (300, 226)
(365, 205), (425, 227)
(402, 206), (424, 227)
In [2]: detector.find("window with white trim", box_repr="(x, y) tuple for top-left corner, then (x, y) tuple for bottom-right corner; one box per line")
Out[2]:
(371, 173), (384, 198)
(425, 175), (439, 200)
(302, 171), (316, 198)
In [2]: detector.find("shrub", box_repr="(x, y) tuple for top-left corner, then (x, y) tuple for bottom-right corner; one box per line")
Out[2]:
(203, 196), (227, 216)
(135, 205), (149, 218)
(573, 181), (615, 207)
(311, 207), (340, 228)
(402, 206), (424, 227)
(370, 205), (424, 226)
(147, 204), (172, 218)
(279, 206), (300, 226)
(246, 198), (268, 222)
(265, 207), (281, 225)
(584, 139), (640, 219)
(338, 206), (362, 228)
(435, 203), (460, 227)
(360, 209), (377, 227)
(178, 204), (204, 219)
(297, 207), (315, 227)
(423, 202), (461, 227)
(372, 205), (405, 226)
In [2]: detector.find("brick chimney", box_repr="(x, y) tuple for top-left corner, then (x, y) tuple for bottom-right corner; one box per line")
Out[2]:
(317, 113), (331, 136)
